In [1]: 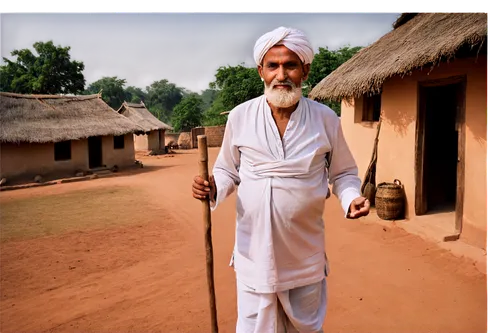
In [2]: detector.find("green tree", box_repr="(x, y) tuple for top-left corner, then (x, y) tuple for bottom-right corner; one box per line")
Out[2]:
(0, 41), (85, 94)
(85, 76), (127, 109)
(0, 68), (13, 93)
(145, 79), (183, 123)
(209, 64), (262, 111)
(202, 98), (228, 127)
(200, 88), (227, 126)
(147, 105), (163, 121)
(171, 94), (204, 132)
(125, 86), (147, 103)
(304, 46), (362, 115)
(200, 88), (219, 111)
(203, 64), (262, 126)
(180, 88), (196, 96)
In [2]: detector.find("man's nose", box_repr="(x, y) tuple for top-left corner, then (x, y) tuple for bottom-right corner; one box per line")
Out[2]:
(276, 66), (287, 81)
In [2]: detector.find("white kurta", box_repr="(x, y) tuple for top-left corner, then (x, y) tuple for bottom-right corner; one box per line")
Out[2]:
(211, 95), (361, 293)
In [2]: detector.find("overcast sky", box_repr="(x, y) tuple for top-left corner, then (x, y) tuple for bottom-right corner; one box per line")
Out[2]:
(1, 13), (400, 93)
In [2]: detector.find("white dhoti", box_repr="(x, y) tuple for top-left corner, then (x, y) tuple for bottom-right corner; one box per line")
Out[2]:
(236, 279), (327, 333)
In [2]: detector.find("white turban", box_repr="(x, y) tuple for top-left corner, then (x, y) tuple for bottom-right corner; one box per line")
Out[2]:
(253, 26), (314, 66)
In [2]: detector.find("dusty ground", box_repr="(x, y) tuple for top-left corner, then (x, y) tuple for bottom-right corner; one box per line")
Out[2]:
(0, 148), (487, 333)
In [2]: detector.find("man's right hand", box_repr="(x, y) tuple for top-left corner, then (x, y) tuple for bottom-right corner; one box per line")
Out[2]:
(192, 175), (216, 202)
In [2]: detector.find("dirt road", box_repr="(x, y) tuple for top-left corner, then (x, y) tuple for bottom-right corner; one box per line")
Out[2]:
(0, 149), (486, 332)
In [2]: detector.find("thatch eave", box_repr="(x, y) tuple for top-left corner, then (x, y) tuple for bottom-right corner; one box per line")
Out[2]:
(117, 102), (173, 132)
(0, 92), (142, 143)
(309, 13), (487, 102)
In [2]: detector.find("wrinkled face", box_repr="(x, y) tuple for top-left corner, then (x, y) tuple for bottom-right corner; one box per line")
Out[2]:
(258, 45), (310, 108)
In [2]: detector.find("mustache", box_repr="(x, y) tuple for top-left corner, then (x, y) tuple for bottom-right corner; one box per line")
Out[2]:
(269, 79), (296, 89)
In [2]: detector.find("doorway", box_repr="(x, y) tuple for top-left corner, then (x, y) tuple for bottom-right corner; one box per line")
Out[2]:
(415, 76), (466, 234)
(424, 84), (459, 211)
(88, 136), (103, 169)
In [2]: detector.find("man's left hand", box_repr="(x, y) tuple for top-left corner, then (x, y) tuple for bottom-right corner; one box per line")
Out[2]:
(347, 196), (370, 219)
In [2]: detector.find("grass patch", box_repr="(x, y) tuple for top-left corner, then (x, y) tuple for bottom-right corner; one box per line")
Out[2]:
(0, 186), (152, 242)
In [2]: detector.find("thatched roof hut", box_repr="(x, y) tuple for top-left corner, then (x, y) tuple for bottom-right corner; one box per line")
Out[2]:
(0, 92), (142, 143)
(116, 101), (173, 132)
(309, 13), (487, 101)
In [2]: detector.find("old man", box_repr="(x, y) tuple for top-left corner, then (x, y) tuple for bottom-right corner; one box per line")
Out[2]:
(192, 26), (369, 333)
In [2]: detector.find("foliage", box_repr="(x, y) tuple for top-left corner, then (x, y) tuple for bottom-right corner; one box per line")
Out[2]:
(171, 94), (204, 132)
(84, 76), (127, 109)
(0, 41), (85, 94)
(125, 86), (147, 104)
(200, 88), (219, 111)
(202, 64), (262, 126)
(145, 79), (183, 123)
(202, 98), (228, 127)
(209, 64), (262, 111)
(304, 46), (362, 115)
(84, 78), (184, 125)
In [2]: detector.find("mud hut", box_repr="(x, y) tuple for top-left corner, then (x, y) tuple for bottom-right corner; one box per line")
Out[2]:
(116, 101), (173, 153)
(310, 13), (487, 249)
(0, 92), (142, 182)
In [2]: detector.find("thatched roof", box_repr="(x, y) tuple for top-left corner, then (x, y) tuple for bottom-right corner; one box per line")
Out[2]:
(0, 92), (142, 143)
(309, 13), (487, 101)
(116, 101), (173, 132)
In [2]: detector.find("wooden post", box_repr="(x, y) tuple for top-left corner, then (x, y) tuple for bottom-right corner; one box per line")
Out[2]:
(197, 135), (218, 333)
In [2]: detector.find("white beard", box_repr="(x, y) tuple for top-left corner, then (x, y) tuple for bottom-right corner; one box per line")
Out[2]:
(264, 79), (303, 108)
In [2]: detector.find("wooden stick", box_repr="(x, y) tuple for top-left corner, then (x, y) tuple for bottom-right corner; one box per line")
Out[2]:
(361, 119), (383, 192)
(197, 135), (218, 333)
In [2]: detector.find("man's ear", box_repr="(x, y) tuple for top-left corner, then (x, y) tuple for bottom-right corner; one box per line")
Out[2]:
(302, 63), (311, 81)
(257, 65), (263, 79)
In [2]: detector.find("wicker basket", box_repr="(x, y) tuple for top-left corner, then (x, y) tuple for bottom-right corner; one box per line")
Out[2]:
(375, 179), (405, 220)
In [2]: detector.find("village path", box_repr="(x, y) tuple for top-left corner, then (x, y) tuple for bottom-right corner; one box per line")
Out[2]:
(0, 148), (486, 333)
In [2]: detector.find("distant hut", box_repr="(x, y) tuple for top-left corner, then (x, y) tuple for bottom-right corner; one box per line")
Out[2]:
(117, 101), (173, 153)
(310, 13), (487, 247)
(0, 92), (142, 182)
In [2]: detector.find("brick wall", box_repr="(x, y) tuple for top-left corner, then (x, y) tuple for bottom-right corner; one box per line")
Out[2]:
(205, 125), (226, 147)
